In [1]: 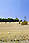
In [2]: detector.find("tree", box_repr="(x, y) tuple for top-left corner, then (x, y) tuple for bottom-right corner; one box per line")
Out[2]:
(0, 18), (2, 22)
(0, 18), (2, 20)
(15, 18), (19, 22)
(8, 18), (11, 20)
(15, 18), (19, 20)
(2, 18), (5, 22)
(20, 20), (22, 22)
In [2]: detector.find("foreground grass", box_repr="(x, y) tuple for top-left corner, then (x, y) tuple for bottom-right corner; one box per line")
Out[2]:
(0, 22), (29, 42)
(0, 31), (29, 41)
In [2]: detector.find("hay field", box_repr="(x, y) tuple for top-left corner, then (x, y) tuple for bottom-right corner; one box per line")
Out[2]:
(0, 22), (29, 32)
(0, 22), (29, 40)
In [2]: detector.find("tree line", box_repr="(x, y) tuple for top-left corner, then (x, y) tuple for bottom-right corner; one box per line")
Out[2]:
(0, 16), (27, 22)
(0, 18), (19, 22)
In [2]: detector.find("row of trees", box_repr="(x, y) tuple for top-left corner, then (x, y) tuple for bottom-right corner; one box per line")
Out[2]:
(0, 16), (27, 22)
(0, 18), (19, 22)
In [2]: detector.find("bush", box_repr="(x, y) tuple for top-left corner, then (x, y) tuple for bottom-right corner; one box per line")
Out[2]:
(21, 21), (28, 25)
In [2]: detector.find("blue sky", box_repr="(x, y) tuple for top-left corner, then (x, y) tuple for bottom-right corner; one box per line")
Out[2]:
(0, 0), (29, 21)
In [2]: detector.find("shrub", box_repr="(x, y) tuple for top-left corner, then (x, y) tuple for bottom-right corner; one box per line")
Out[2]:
(21, 21), (28, 25)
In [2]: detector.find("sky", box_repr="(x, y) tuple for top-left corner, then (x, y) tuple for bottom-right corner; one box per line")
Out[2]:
(0, 0), (29, 21)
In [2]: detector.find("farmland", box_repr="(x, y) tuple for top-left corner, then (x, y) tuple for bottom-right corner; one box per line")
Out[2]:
(0, 22), (29, 43)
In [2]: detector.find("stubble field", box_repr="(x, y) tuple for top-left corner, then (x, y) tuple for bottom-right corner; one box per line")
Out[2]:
(0, 22), (29, 43)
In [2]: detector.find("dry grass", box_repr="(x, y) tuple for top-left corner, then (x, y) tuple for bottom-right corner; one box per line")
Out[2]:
(0, 22), (29, 40)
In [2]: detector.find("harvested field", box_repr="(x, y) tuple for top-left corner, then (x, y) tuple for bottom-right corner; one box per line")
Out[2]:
(0, 22), (29, 35)
(0, 22), (29, 43)
(0, 22), (29, 32)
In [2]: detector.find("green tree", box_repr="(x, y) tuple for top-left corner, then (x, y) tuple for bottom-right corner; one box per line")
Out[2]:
(20, 20), (22, 22)
(0, 18), (2, 20)
(2, 18), (5, 20)
(8, 18), (13, 20)
(8, 18), (10, 20)
(15, 18), (19, 20)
